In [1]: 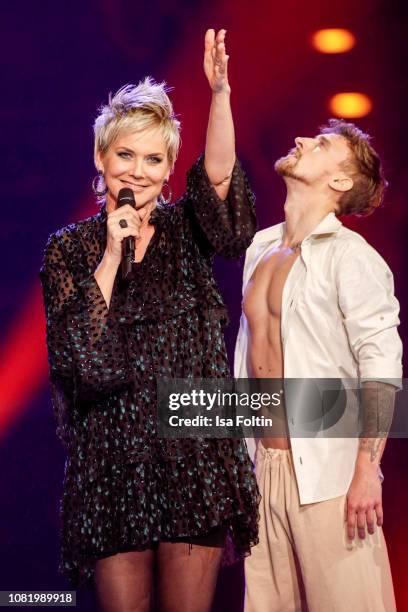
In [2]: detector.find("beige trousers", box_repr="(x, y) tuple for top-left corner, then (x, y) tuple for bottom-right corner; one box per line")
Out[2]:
(244, 443), (396, 612)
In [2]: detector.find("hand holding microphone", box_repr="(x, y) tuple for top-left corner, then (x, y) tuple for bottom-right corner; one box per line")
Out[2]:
(105, 188), (141, 280)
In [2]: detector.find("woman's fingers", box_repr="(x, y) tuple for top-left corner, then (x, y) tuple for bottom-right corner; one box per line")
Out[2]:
(107, 205), (142, 240)
(215, 29), (226, 45)
(109, 207), (141, 228)
(109, 203), (140, 222)
(215, 45), (228, 76)
(206, 28), (227, 66)
(117, 226), (140, 240)
(109, 223), (140, 240)
(204, 28), (215, 52)
(203, 28), (230, 92)
(214, 31), (228, 77)
(216, 30), (227, 56)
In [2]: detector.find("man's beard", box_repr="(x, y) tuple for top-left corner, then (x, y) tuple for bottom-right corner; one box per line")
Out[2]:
(274, 154), (307, 183)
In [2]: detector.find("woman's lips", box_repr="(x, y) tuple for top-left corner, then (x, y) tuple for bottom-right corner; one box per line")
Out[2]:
(120, 180), (148, 192)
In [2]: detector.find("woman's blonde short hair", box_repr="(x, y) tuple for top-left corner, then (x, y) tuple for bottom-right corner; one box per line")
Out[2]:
(93, 77), (181, 168)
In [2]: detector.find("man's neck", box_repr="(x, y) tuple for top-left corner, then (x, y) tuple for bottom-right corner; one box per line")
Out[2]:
(282, 182), (336, 248)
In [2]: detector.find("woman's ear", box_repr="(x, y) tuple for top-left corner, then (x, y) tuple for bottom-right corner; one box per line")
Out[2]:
(94, 150), (104, 173)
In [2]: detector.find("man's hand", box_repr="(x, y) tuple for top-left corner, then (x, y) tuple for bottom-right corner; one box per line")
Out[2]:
(204, 29), (230, 94)
(346, 464), (383, 540)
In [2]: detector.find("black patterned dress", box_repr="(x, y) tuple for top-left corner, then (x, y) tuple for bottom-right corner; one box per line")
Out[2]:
(40, 155), (260, 586)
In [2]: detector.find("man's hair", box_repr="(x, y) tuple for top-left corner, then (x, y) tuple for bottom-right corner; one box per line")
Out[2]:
(320, 118), (388, 216)
(93, 77), (181, 168)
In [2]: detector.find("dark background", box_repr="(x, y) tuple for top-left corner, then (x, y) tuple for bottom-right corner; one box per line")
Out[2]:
(0, 0), (407, 609)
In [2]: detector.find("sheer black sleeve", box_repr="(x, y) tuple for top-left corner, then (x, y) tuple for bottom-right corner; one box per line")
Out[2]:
(185, 155), (257, 258)
(39, 230), (130, 403)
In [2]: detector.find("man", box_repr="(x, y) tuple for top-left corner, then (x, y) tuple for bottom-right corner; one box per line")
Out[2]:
(234, 119), (403, 611)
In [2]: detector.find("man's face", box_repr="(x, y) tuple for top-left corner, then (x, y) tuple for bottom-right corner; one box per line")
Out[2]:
(275, 132), (351, 187)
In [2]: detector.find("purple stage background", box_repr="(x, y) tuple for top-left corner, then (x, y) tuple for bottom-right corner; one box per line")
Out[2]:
(1, 1), (407, 609)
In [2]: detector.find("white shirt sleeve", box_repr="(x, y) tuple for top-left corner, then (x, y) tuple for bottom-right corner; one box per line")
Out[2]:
(336, 241), (403, 386)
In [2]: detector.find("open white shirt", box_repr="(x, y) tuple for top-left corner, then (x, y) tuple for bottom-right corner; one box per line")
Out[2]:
(234, 212), (403, 504)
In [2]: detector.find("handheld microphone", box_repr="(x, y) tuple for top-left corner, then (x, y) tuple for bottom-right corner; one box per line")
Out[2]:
(117, 187), (136, 280)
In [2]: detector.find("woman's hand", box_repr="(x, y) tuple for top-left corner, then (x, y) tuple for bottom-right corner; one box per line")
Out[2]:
(105, 204), (142, 263)
(94, 204), (142, 308)
(203, 29), (235, 199)
(204, 29), (230, 94)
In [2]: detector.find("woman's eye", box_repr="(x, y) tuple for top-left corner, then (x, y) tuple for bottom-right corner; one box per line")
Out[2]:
(118, 151), (131, 159)
(147, 156), (162, 163)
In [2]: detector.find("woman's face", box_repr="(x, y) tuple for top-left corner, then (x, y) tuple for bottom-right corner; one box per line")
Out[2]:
(96, 126), (171, 211)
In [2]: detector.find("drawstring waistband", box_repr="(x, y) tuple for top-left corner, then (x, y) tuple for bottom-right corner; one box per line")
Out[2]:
(256, 441), (292, 461)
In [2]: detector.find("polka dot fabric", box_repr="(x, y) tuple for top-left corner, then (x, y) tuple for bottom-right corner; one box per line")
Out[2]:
(40, 155), (260, 586)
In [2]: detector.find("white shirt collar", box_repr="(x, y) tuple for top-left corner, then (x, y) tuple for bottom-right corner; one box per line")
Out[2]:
(252, 212), (343, 246)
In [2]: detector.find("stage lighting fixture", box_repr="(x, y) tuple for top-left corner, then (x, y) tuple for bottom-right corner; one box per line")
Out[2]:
(329, 92), (372, 118)
(311, 29), (356, 53)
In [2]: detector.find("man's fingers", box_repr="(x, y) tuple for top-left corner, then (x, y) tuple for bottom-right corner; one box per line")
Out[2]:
(346, 507), (356, 540)
(366, 508), (376, 535)
(357, 510), (367, 539)
(375, 503), (384, 527)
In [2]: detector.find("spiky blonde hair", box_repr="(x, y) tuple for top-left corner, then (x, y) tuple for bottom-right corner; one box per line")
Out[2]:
(93, 77), (181, 168)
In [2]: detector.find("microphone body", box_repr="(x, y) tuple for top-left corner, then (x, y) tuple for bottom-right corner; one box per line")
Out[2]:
(117, 187), (136, 280)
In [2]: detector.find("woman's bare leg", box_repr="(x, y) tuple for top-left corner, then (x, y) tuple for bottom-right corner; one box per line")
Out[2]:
(156, 542), (223, 612)
(94, 549), (154, 612)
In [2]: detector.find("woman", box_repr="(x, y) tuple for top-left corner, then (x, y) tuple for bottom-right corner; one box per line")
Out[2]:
(40, 29), (259, 611)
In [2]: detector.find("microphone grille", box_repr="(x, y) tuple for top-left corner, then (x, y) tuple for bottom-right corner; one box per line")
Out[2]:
(117, 187), (136, 208)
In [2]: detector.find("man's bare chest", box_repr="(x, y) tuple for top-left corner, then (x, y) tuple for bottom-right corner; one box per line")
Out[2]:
(243, 246), (300, 321)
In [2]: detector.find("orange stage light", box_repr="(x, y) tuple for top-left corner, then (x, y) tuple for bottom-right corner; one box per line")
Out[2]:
(311, 29), (356, 54)
(329, 92), (373, 118)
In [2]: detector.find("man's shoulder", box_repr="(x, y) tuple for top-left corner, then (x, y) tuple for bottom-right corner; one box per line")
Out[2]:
(335, 224), (379, 253)
(334, 224), (368, 251)
(334, 225), (391, 271)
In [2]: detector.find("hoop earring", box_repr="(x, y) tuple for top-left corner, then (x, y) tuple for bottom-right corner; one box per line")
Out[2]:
(92, 170), (108, 197)
(160, 180), (172, 205)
